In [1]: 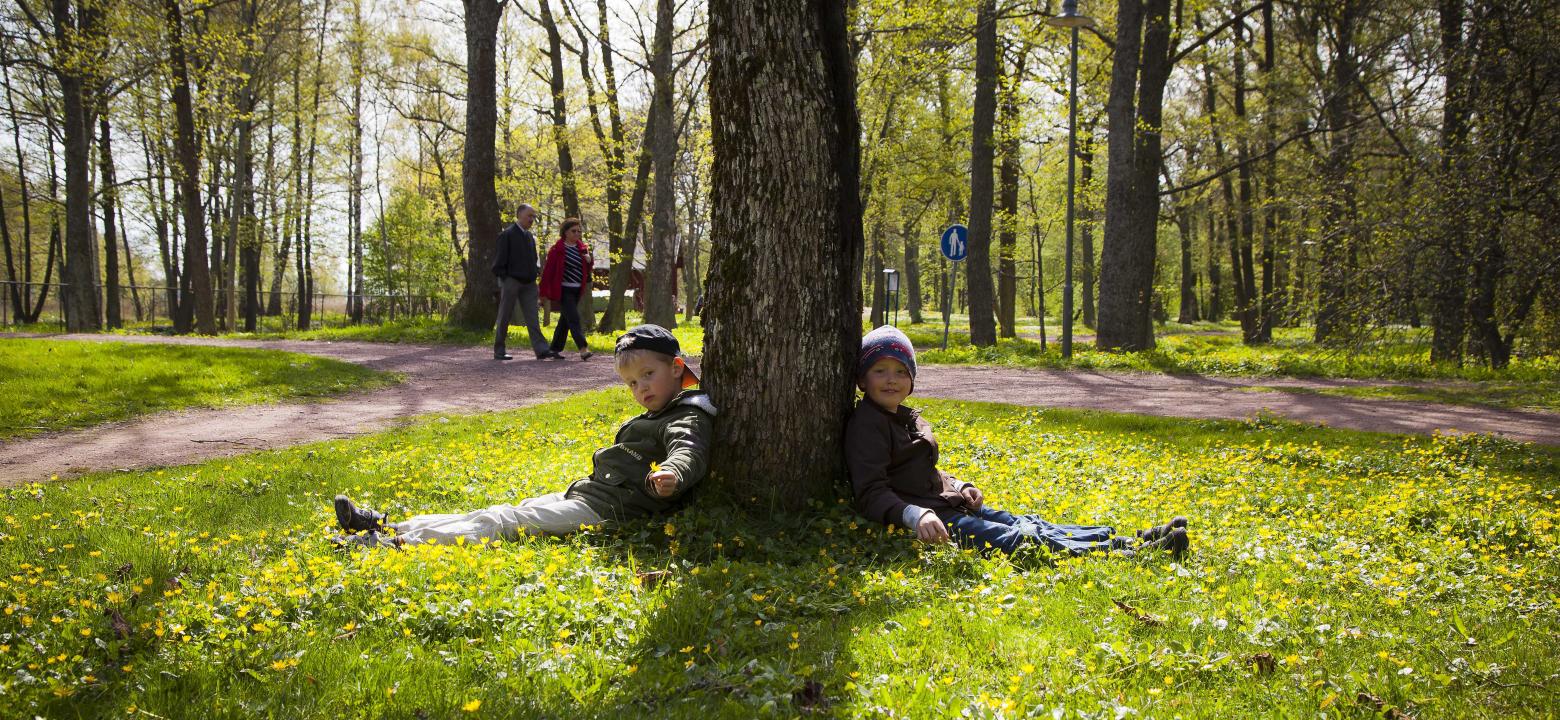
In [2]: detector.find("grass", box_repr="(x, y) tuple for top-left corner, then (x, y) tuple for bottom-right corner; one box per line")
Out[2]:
(0, 339), (399, 439)
(2, 390), (1555, 717)
(906, 322), (1560, 411)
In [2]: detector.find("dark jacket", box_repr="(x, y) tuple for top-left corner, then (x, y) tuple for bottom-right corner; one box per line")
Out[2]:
(492, 222), (539, 283)
(844, 398), (972, 528)
(565, 390), (716, 521)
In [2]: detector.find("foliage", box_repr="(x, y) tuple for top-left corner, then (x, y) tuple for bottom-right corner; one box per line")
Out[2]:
(0, 339), (398, 439)
(1, 391), (1555, 717)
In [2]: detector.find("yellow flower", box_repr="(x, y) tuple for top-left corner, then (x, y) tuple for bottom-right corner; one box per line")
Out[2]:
(462, 699), (482, 712)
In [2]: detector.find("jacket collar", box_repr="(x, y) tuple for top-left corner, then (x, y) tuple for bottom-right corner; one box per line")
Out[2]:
(644, 389), (718, 418)
(862, 396), (915, 423)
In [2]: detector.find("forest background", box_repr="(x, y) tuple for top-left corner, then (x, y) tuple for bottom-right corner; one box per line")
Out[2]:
(1, 0), (1556, 370)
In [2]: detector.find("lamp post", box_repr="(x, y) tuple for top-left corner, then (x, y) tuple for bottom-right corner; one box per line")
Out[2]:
(1046, 0), (1094, 360)
(883, 268), (901, 326)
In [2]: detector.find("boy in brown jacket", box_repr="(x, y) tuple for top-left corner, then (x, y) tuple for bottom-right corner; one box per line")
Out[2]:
(844, 326), (1188, 557)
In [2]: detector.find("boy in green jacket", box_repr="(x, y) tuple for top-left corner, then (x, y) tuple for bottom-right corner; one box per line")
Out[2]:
(332, 324), (715, 547)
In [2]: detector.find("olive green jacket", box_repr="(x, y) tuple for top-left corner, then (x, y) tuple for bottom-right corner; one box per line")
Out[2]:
(564, 390), (716, 521)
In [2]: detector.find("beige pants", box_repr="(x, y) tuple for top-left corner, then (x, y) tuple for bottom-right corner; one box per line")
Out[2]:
(388, 492), (604, 546)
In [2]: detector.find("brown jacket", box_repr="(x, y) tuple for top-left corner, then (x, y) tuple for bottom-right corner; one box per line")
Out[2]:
(844, 398), (972, 528)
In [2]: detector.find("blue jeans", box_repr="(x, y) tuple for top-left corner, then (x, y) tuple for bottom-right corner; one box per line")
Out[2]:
(942, 506), (1117, 555)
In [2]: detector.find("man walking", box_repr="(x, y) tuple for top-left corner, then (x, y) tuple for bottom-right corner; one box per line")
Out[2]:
(493, 204), (555, 360)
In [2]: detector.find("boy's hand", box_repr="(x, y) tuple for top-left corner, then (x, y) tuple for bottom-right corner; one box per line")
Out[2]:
(960, 485), (984, 510)
(915, 512), (951, 544)
(646, 469), (679, 498)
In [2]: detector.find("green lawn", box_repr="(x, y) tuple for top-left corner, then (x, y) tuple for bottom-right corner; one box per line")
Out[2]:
(0, 339), (399, 439)
(904, 322), (1560, 411)
(3, 390), (1554, 717)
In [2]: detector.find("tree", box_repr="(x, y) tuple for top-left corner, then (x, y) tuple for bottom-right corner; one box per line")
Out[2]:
(164, 0), (215, 334)
(641, 0), (679, 328)
(704, 0), (863, 507)
(964, 0), (999, 347)
(449, 0), (510, 330)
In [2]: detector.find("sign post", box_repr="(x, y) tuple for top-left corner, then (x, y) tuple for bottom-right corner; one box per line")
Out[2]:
(883, 268), (900, 326)
(939, 224), (968, 351)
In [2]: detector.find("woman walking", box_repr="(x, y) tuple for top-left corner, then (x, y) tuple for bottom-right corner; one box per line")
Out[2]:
(539, 218), (594, 359)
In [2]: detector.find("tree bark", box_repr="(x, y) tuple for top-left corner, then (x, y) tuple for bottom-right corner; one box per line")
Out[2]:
(1176, 203), (1199, 323)
(1097, 0), (1172, 351)
(164, 0), (214, 334)
(903, 212), (922, 324)
(705, 0), (863, 507)
(98, 115), (120, 329)
(55, 0), (102, 332)
(1079, 142), (1096, 328)
(1312, 2), (1362, 344)
(642, 0), (679, 328)
(996, 46), (1024, 338)
(1429, 0), (1470, 363)
(964, 0), (999, 346)
(449, 0), (507, 330)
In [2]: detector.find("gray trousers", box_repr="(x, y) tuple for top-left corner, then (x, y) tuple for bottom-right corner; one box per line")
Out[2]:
(495, 277), (549, 358)
(388, 492), (605, 545)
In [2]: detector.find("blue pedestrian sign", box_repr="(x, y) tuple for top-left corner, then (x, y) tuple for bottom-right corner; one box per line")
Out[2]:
(940, 224), (969, 262)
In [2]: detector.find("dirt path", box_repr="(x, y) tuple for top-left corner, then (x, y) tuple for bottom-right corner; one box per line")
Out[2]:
(0, 334), (623, 486)
(2, 334), (1555, 486)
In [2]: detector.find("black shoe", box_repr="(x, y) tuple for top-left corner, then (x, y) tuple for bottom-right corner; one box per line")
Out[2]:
(1137, 516), (1189, 543)
(541, 351), (565, 360)
(334, 495), (385, 533)
(495, 353), (513, 360)
(580, 350), (593, 360)
(1139, 527), (1189, 558)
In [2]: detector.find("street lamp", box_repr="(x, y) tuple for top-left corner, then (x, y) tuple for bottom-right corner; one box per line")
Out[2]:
(883, 268), (901, 326)
(1046, 0), (1095, 360)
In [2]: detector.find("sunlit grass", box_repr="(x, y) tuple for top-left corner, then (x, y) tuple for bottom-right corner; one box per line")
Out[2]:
(0, 339), (399, 438)
(2, 390), (1554, 717)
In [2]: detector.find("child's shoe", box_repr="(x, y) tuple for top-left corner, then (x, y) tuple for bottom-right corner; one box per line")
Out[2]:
(334, 495), (385, 533)
(1136, 515), (1188, 543)
(330, 531), (402, 550)
(1139, 527), (1189, 558)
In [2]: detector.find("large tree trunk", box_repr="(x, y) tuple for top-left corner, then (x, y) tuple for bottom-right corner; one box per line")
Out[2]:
(99, 116), (120, 329)
(964, 0), (999, 346)
(347, 0), (365, 323)
(1079, 143), (1096, 328)
(1429, 0), (1470, 363)
(705, 0), (863, 507)
(449, 0), (506, 330)
(164, 0), (214, 334)
(996, 48), (1023, 338)
(1231, 27), (1261, 343)
(1313, 3), (1362, 343)
(1176, 204), (1199, 323)
(642, 0), (679, 328)
(55, 0), (102, 332)
(904, 213), (923, 324)
(1097, 0), (1172, 351)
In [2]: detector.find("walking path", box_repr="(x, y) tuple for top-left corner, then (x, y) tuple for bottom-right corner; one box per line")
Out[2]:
(2, 334), (1555, 486)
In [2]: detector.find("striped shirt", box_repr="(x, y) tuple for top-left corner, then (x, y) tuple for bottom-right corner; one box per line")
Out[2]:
(563, 244), (584, 287)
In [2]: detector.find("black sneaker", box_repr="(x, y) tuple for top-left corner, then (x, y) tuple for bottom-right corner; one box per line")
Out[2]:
(1137, 515), (1189, 543)
(541, 351), (565, 360)
(580, 350), (593, 360)
(1139, 527), (1189, 558)
(334, 495), (385, 533)
(495, 353), (513, 361)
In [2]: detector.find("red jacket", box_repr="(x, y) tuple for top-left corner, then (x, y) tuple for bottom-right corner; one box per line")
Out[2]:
(539, 239), (592, 302)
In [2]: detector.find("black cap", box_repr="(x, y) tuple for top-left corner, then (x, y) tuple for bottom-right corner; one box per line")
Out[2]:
(614, 324), (681, 357)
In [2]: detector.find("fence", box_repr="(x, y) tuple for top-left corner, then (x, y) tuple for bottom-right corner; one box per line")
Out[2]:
(0, 280), (451, 332)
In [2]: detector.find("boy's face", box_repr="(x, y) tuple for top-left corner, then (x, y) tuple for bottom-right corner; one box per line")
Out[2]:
(859, 357), (912, 412)
(617, 353), (685, 413)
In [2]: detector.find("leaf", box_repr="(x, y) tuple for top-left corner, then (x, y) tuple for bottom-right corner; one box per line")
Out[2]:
(1112, 599), (1163, 627)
